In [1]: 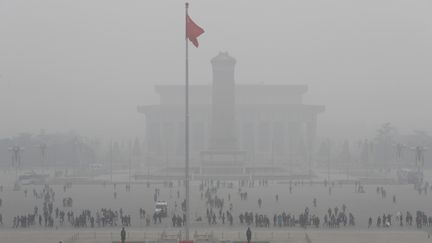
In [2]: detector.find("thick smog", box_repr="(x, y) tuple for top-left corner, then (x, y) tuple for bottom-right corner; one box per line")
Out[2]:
(0, 1), (431, 243)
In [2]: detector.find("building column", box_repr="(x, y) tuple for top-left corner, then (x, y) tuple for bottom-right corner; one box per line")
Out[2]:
(306, 117), (317, 151)
(306, 117), (317, 175)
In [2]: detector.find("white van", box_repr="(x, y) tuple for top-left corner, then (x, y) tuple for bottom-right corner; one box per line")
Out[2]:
(155, 201), (168, 217)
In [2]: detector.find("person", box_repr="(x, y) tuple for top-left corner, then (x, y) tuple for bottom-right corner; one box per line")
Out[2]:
(120, 227), (126, 243)
(246, 227), (252, 243)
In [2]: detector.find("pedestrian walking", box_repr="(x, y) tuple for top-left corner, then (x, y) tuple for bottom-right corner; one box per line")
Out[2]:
(120, 227), (126, 243)
(246, 227), (252, 243)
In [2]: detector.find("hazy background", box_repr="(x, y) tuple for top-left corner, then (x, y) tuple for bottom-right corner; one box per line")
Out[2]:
(0, 0), (431, 141)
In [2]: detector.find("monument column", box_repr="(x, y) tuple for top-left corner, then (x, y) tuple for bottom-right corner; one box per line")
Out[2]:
(209, 52), (237, 150)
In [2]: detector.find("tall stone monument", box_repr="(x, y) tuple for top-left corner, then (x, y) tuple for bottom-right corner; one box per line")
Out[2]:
(200, 52), (245, 170)
(209, 52), (237, 150)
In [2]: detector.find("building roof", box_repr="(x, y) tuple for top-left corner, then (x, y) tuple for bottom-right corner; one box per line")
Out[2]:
(137, 103), (325, 115)
(155, 84), (308, 95)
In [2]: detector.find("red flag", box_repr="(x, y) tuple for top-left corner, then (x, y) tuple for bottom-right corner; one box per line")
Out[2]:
(186, 14), (204, 47)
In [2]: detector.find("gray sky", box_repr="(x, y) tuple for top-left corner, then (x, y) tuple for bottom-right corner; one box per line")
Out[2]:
(0, 0), (431, 140)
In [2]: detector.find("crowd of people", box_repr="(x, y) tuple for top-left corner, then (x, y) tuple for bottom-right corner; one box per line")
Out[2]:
(1, 177), (432, 232)
(368, 210), (432, 229)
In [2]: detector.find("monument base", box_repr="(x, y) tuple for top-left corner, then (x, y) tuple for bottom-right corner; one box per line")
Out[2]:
(199, 150), (246, 174)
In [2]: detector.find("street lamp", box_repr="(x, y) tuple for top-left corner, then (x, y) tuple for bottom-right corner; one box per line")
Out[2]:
(8, 145), (24, 179)
(412, 146), (427, 173)
(406, 145), (428, 186)
(326, 139), (331, 182)
(9, 145), (24, 168)
(392, 143), (406, 167)
(36, 143), (48, 170)
(109, 141), (113, 183)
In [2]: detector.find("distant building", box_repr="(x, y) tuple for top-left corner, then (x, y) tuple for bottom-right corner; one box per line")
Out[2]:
(138, 52), (325, 167)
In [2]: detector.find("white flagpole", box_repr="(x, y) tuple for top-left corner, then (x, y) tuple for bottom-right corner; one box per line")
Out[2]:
(184, 2), (190, 240)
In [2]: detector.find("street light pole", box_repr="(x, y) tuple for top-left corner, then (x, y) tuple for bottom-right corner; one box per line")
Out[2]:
(327, 140), (331, 182)
(129, 158), (131, 186)
(110, 142), (113, 183)
(37, 143), (47, 171)
(9, 145), (24, 181)
(271, 132), (275, 174)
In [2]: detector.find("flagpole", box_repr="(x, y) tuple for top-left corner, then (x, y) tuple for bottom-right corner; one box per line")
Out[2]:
(184, 2), (191, 241)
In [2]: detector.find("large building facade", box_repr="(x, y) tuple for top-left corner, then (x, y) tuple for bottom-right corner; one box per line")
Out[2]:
(138, 52), (325, 167)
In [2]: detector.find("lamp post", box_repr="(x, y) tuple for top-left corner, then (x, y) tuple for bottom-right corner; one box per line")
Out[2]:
(110, 142), (113, 183)
(271, 131), (275, 174)
(393, 143), (405, 168)
(406, 145), (427, 185)
(128, 142), (132, 187)
(128, 157), (132, 187)
(414, 146), (426, 174)
(37, 143), (47, 170)
(9, 145), (24, 180)
(326, 140), (331, 182)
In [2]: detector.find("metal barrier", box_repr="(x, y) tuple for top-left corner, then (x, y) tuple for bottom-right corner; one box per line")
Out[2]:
(56, 229), (294, 243)
(64, 233), (79, 243)
(161, 230), (182, 243)
(193, 230), (218, 243)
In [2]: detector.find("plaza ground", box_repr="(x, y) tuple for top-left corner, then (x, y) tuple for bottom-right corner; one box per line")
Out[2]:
(0, 168), (432, 242)
(2, 228), (432, 243)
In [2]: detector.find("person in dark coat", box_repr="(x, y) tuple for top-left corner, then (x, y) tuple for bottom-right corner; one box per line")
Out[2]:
(120, 227), (126, 243)
(246, 227), (252, 243)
